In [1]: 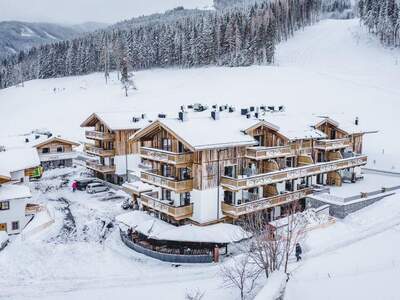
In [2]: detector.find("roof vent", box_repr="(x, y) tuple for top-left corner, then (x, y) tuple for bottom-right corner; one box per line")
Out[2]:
(35, 135), (40, 140)
(212, 104), (217, 109)
(229, 106), (235, 113)
(193, 103), (207, 112)
(355, 117), (359, 126)
(241, 108), (248, 116)
(187, 104), (194, 109)
(158, 113), (167, 118)
(25, 138), (29, 143)
(211, 111), (220, 120)
(250, 106), (255, 112)
(132, 117), (140, 123)
(219, 106), (224, 112)
(268, 106), (275, 111)
(254, 112), (259, 119)
(141, 113), (146, 119)
(46, 133), (53, 138)
(178, 111), (188, 122)
(278, 106), (284, 112)
(246, 113), (251, 119)
(260, 105), (266, 111)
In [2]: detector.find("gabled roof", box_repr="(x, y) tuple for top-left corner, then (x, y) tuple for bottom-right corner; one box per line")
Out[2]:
(313, 115), (377, 135)
(0, 148), (40, 173)
(80, 112), (152, 131)
(131, 117), (258, 151)
(33, 136), (80, 148)
(0, 184), (31, 201)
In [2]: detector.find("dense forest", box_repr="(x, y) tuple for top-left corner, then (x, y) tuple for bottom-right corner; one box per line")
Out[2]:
(0, 0), (321, 89)
(358, 0), (400, 47)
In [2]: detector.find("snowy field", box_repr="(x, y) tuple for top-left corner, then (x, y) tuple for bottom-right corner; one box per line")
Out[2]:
(0, 19), (399, 170)
(1, 18), (400, 300)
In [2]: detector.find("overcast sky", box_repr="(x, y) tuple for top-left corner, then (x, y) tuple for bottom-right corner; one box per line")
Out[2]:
(0, 0), (212, 24)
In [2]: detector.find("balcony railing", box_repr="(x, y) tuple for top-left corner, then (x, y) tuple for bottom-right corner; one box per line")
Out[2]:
(314, 138), (352, 151)
(221, 155), (368, 190)
(140, 147), (193, 165)
(246, 145), (293, 160)
(222, 188), (313, 218)
(141, 192), (193, 220)
(140, 170), (193, 193)
(85, 130), (114, 141)
(85, 143), (115, 157)
(86, 161), (116, 173)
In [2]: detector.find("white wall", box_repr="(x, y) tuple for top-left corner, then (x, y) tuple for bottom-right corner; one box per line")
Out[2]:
(0, 198), (29, 234)
(10, 170), (28, 183)
(191, 188), (223, 224)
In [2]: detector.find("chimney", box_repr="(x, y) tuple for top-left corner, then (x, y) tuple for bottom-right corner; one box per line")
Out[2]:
(219, 106), (224, 112)
(178, 111), (188, 122)
(132, 117), (140, 123)
(229, 106), (235, 113)
(211, 111), (220, 120)
(250, 106), (255, 112)
(355, 117), (359, 126)
(241, 108), (248, 116)
(25, 138), (29, 143)
(268, 106), (275, 111)
(254, 112), (259, 119)
(246, 113), (251, 119)
(158, 113), (166, 118)
(141, 113), (146, 119)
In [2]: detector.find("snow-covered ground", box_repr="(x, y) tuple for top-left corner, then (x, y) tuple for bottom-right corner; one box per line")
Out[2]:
(1, 18), (400, 300)
(1, 19), (399, 170)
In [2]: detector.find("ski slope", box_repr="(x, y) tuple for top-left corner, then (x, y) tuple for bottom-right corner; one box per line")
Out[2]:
(1, 18), (400, 300)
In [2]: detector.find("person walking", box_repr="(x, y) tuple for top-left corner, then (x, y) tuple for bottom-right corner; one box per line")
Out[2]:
(72, 180), (77, 192)
(295, 243), (302, 262)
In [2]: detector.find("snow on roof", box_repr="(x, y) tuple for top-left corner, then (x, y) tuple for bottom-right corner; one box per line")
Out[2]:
(261, 114), (327, 140)
(0, 133), (49, 149)
(83, 112), (153, 131)
(154, 115), (259, 150)
(122, 181), (154, 193)
(116, 211), (249, 243)
(0, 184), (32, 201)
(152, 223), (250, 244)
(115, 210), (156, 228)
(313, 114), (377, 135)
(0, 148), (40, 173)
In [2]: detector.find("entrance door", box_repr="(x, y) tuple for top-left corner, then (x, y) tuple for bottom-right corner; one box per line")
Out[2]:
(0, 223), (7, 231)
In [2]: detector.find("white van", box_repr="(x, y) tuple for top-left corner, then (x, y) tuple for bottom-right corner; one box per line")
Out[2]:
(86, 182), (109, 194)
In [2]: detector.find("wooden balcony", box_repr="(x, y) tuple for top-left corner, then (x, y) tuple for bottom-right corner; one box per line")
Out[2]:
(221, 155), (368, 190)
(245, 146), (293, 160)
(86, 161), (116, 173)
(140, 147), (193, 165)
(85, 143), (115, 157)
(140, 171), (193, 193)
(141, 192), (193, 220)
(314, 138), (352, 151)
(222, 188), (313, 218)
(85, 130), (114, 141)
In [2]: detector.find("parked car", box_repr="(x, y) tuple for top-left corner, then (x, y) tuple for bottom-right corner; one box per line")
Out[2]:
(74, 178), (96, 191)
(86, 182), (109, 194)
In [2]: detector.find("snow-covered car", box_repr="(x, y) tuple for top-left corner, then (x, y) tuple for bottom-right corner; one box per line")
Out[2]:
(86, 183), (109, 194)
(75, 178), (96, 191)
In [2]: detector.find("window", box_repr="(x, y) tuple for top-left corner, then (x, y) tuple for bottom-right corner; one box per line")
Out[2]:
(162, 138), (172, 152)
(11, 221), (19, 231)
(162, 189), (171, 201)
(224, 191), (234, 204)
(42, 148), (50, 154)
(180, 192), (191, 206)
(178, 142), (184, 153)
(57, 146), (64, 153)
(224, 166), (235, 177)
(0, 201), (9, 210)
(162, 164), (172, 177)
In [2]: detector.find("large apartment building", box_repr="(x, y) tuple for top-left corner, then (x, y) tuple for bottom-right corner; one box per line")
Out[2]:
(129, 107), (373, 225)
(81, 112), (151, 184)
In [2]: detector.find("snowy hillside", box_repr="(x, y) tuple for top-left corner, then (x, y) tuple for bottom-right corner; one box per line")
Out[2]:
(0, 21), (105, 59)
(1, 19), (399, 170)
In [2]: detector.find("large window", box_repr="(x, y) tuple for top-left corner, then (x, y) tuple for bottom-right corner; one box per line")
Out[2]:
(180, 192), (191, 206)
(0, 201), (9, 210)
(57, 146), (64, 153)
(11, 221), (19, 231)
(162, 188), (171, 201)
(162, 138), (172, 152)
(42, 147), (50, 154)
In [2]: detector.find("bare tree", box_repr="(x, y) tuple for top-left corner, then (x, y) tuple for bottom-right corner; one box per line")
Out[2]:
(282, 201), (308, 273)
(220, 254), (261, 300)
(185, 289), (205, 300)
(240, 211), (285, 279)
